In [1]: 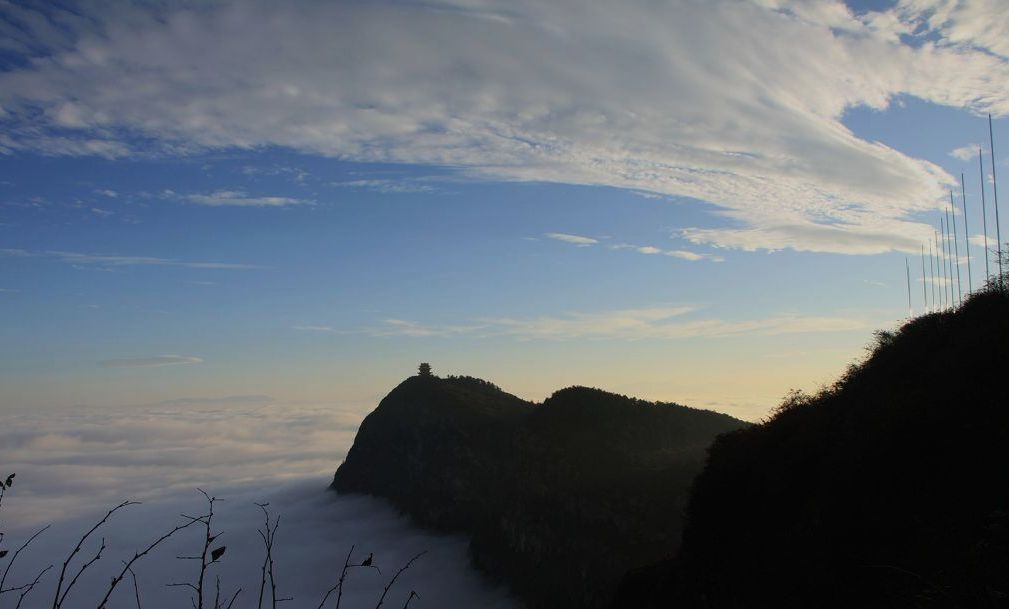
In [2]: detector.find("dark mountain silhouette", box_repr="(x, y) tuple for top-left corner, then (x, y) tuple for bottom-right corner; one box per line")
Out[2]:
(331, 375), (748, 609)
(619, 288), (1009, 608)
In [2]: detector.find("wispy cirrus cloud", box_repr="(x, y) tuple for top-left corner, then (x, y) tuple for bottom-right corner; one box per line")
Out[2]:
(293, 325), (337, 332)
(3, 1), (1009, 254)
(332, 179), (437, 194)
(99, 355), (203, 368)
(370, 318), (486, 338)
(545, 232), (720, 261)
(184, 190), (311, 207)
(1, 248), (261, 270)
(545, 232), (598, 246)
(609, 243), (724, 262)
(363, 305), (871, 341)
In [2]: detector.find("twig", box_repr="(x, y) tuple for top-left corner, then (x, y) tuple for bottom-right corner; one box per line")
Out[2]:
(194, 489), (217, 609)
(53, 500), (138, 609)
(374, 552), (427, 609)
(256, 505), (270, 609)
(128, 566), (142, 609)
(255, 503), (283, 609)
(402, 591), (419, 609)
(57, 537), (106, 608)
(170, 490), (221, 609)
(0, 525), (51, 595)
(96, 516), (201, 609)
(318, 545), (381, 609)
(319, 545), (353, 609)
(15, 564), (52, 609)
(224, 588), (242, 609)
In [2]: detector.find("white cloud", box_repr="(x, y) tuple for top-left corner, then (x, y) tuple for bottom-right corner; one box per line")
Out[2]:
(90, 207), (113, 217)
(333, 179), (436, 194)
(950, 143), (983, 161)
(610, 243), (722, 262)
(666, 249), (718, 261)
(371, 319), (485, 338)
(544, 232), (598, 246)
(969, 233), (993, 248)
(184, 190), (310, 207)
(485, 309), (869, 340)
(0, 402), (520, 609)
(680, 222), (927, 255)
(99, 355), (204, 368)
(2, 1), (1008, 253)
(365, 305), (872, 341)
(293, 325), (338, 333)
(94, 188), (118, 198)
(551, 236), (720, 261)
(896, 0), (1009, 60)
(240, 164), (308, 183)
(1, 248), (261, 270)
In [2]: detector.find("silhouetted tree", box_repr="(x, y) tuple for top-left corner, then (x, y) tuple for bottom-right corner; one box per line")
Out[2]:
(417, 363), (432, 377)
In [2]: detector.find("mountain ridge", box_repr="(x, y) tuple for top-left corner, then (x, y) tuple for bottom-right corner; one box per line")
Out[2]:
(619, 288), (1009, 608)
(331, 375), (748, 609)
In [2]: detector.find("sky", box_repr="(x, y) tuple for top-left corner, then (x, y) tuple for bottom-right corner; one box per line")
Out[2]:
(2, 0), (1009, 421)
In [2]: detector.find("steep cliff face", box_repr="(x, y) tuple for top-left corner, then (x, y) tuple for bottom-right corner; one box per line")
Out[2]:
(620, 289), (1009, 609)
(332, 376), (747, 609)
(332, 375), (528, 530)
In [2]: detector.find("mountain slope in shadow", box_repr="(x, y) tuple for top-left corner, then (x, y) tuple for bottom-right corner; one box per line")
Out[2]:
(621, 289), (1009, 608)
(332, 375), (748, 609)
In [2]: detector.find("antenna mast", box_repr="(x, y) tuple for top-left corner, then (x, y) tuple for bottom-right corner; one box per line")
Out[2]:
(906, 257), (912, 317)
(990, 114), (1003, 286)
(980, 148), (991, 283)
(936, 227), (945, 309)
(930, 237), (937, 309)
(936, 217), (944, 306)
(961, 172), (972, 295)
(947, 200), (961, 305)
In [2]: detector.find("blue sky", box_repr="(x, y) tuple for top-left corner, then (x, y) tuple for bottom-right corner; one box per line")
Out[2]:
(2, 0), (1008, 419)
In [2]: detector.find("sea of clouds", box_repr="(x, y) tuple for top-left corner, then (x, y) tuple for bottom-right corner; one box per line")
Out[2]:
(0, 399), (520, 609)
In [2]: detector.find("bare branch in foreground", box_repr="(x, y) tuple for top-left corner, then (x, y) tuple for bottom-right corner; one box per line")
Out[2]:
(96, 516), (202, 609)
(15, 564), (52, 609)
(402, 591), (420, 609)
(374, 552), (427, 609)
(1, 525), (51, 596)
(53, 500), (138, 609)
(128, 566), (142, 609)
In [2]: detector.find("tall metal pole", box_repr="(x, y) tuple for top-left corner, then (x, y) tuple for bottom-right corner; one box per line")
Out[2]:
(945, 214), (955, 306)
(906, 257), (912, 316)
(948, 199), (961, 305)
(980, 148), (991, 283)
(921, 244), (928, 312)
(930, 237), (938, 308)
(936, 227), (945, 309)
(961, 172), (972, 295)
(936, 216), (944, 306)
(990, 114), (1003, 286)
